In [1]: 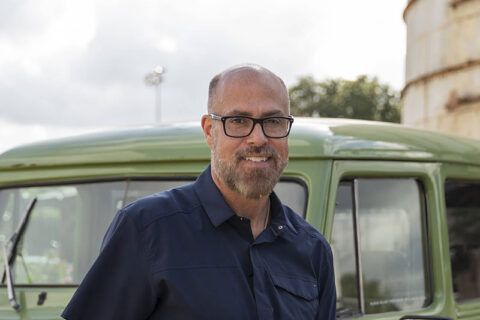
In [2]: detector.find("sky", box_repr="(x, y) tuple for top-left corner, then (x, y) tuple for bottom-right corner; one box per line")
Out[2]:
(0, 0), (406, 153)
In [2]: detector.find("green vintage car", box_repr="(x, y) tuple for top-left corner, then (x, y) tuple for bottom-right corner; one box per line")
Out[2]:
(1, 118), (480, 320)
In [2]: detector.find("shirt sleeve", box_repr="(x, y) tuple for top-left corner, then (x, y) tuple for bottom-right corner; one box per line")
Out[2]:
(61, 209), (158, 320)
(316, 243), (337, 320)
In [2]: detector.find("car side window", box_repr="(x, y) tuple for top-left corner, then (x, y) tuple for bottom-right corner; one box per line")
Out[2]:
(332, 178), (432, 317)
(445, 180), (480, 301)
(273, 180), (307, 217)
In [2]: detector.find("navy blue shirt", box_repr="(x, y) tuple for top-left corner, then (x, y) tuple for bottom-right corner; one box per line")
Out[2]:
(62, 165), (336, 320)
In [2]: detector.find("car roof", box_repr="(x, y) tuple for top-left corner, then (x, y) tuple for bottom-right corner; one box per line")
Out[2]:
(1, 117), (480, 170)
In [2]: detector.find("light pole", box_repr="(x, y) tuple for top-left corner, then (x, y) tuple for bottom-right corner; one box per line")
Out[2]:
(144, 66), (166, 123)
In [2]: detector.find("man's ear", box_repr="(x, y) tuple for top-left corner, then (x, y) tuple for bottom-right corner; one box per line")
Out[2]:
(201, 115), (213, 149)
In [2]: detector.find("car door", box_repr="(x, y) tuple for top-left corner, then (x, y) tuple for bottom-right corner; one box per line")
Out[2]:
(442, 163), (480, 320)
(324, 160), (455, 320)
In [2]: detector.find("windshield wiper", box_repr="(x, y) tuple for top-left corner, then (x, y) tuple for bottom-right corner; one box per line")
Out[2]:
(1, 198), (37, 311)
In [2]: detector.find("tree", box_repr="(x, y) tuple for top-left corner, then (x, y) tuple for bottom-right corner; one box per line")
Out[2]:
(288, 75), (401, 123)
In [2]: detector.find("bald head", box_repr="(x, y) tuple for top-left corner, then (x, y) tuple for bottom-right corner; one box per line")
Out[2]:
(207, 64), (290, 114)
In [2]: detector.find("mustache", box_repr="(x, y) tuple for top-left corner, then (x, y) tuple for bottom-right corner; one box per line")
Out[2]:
(235, 146), (279, 159)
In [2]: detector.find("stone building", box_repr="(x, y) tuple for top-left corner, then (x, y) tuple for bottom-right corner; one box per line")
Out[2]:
(402, 0), (480, 138)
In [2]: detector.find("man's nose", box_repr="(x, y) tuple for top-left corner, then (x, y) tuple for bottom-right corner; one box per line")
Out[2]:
(246, 122), (268, 145)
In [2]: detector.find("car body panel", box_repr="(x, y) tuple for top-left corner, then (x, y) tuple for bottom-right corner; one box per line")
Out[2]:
(1, 118), (480, 320)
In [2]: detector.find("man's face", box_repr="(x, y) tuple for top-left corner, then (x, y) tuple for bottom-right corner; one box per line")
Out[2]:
(205, 70), (290, 199)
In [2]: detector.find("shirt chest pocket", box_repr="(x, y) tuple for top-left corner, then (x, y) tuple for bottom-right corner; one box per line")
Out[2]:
(270, 273), (319, 319)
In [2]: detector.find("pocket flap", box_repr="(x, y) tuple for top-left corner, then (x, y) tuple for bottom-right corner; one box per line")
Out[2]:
(271, 274), (319, 301)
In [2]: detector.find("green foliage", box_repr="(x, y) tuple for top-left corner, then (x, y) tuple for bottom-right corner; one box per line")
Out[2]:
(289, 75), (402, 123)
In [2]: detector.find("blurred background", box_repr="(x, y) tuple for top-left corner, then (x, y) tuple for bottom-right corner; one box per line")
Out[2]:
(1, 0), (478, 154)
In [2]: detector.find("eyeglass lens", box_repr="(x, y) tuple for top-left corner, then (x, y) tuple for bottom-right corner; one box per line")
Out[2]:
(224, 117), (291, 137)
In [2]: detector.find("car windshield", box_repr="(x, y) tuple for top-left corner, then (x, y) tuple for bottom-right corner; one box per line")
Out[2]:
(0, 178), (307, 285)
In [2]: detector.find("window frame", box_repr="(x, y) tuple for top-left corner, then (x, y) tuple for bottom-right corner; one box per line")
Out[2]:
(326, 161), (441, 318)
(442, 163), (480, 317)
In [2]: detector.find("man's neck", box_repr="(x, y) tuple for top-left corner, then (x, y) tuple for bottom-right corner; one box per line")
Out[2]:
(211, 170), (270, 239)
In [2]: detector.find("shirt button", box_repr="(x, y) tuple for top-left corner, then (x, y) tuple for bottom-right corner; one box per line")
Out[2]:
(278, 225), (283, 230)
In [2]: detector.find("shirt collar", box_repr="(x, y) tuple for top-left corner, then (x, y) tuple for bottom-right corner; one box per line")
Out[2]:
(269, 191), (298, 236)
(194, 165), (298, 236)
(194, 165), (236, 228)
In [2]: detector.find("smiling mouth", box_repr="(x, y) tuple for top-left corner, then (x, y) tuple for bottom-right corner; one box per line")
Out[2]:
(244, 156), (269, 162)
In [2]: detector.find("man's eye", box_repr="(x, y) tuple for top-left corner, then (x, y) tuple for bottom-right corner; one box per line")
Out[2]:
(264, 118), (281, 125)
(229, 118), (247, 125)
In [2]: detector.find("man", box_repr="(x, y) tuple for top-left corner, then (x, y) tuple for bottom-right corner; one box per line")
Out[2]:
(62, 64), (336, 320)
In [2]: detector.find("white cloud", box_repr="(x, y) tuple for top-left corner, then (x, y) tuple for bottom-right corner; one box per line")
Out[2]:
(153, 36), (178, 54)
(0, 0), (407, 151)
(0, 1), (96, 78)
(308, 0), (406, 89)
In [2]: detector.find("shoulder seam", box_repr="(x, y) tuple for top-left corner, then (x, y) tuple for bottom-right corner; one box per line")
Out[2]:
(293, 221), (328, 243)
(141, 203), (203, 230)
(303, 228), (324, 240)
(287, 214), (324, 240)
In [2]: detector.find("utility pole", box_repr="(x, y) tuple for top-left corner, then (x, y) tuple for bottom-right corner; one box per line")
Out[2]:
(144, 66), (166, 123)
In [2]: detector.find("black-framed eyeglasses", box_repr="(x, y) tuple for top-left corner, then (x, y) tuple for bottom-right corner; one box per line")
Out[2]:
(210, 114), (294, 138)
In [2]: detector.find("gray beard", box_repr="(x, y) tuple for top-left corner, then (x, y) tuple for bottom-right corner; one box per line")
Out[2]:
(211, 141), (288, 199)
